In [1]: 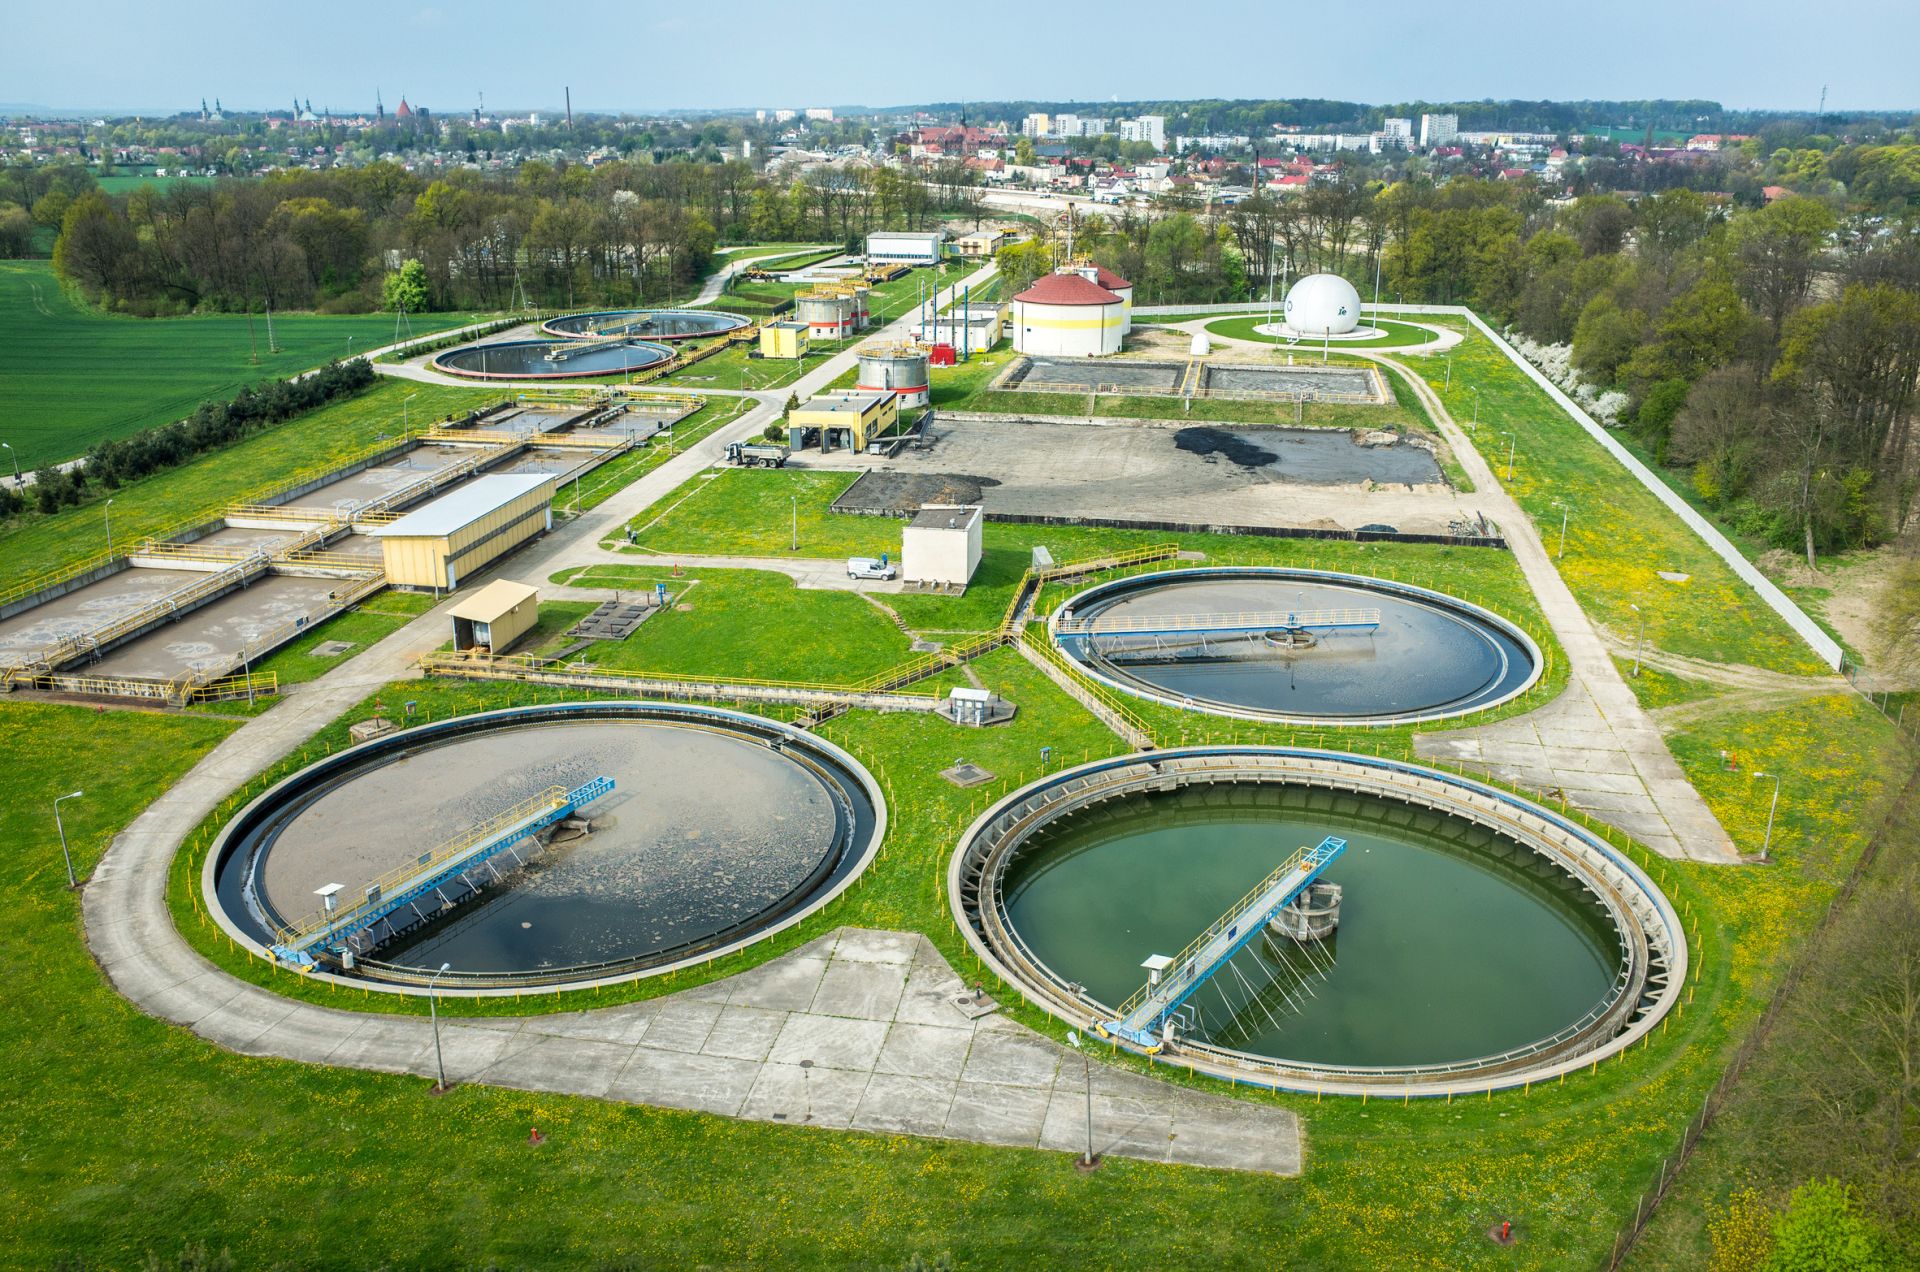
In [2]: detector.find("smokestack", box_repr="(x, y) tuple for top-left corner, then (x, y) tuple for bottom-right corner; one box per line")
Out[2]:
(565, 87), (573, 130)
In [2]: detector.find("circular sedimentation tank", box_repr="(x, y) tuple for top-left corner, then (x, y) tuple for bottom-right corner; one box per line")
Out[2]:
(206, 702), (883, 994)
(1052, 567), (1540, 726)
(432, 338), (674, 380)
(541, 309), (752, 341)
(950, 748), (1686, 1094)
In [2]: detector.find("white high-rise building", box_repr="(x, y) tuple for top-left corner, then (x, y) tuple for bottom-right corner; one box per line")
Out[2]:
(1381, 118), (1413, 145)
(1119, 114), (1167, 150)
(804, 107), (834, 122)
(1052, 113), (1082, 137)
(1021, 112), (1051, 137)
(1420, 113), (1459, 148)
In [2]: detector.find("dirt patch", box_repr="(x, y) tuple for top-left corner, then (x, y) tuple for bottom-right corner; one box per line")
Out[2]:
(1175, 428), (1279, 469)
(1761, 542), (1918, 687)
(832, 471), (1001, 515)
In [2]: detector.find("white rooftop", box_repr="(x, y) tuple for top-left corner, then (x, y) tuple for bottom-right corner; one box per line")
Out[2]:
(370, 474), (553, 538)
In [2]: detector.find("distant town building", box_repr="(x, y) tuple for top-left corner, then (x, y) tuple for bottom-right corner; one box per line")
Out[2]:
(804, 107), (835, 122)
(1380, 117), (1414, 146)
(1419, 113), (1459, 148)
(1119, 114), (1167, 151)
(865, 230), (944, 266)
(1021, 112), (1052, 138)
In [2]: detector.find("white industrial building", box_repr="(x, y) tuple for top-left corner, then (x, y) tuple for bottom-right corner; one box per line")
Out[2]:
(903, 505), (983, 588)
(866, 230), (944, 266)
(1011, 269), (1129, 357)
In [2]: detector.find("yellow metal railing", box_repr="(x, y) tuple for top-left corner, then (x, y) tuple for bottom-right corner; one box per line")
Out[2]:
(1019, 626), (1157, 744)
(420, 650), (940, 700)
(183, 671), (279, 703)
(272, 785), (573, 946)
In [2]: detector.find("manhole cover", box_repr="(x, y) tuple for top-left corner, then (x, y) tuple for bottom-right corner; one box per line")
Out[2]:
(309, 640), (356, 657)
(911, 639), (943, 653)
(940, 762), (995, 788)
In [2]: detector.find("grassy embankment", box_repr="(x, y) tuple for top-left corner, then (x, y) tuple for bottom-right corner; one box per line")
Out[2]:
(0, 260), (480, 468)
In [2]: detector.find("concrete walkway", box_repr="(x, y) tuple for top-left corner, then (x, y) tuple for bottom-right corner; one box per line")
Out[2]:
(1374, 356), (1740, 863)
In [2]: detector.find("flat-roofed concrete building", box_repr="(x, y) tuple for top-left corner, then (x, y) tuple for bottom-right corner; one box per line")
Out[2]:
(370, 474), (554, 590)
(903, 504), (983, 588)
(787, 390), (899, 453)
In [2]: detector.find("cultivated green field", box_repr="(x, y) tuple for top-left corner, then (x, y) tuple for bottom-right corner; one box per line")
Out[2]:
(0, 260), (481, 468)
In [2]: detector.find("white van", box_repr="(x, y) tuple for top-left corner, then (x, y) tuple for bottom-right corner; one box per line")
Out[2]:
(847, 556), (896, 580)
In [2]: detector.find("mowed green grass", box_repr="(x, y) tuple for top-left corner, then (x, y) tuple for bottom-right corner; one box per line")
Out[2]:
(0, 260), (482, 468)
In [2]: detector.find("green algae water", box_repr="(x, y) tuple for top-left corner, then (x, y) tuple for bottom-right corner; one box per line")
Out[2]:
(1002, 783), (1621, 1068)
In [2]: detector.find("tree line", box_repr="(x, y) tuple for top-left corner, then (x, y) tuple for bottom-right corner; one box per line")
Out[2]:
(0, 359), (374, 520)
(42, 158), (987, 316)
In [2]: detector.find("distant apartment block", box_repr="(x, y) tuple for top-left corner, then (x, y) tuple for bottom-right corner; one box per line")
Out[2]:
(1420, 113), (1459, 147)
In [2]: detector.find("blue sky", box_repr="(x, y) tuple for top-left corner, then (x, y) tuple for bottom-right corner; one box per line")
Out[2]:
(8, 0), (1917, 115)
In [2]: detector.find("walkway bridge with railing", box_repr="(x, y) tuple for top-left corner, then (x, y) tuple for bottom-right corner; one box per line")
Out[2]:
(1095, 835), (1347, 1052)
(268, 776), (614, 968)
(1056, 608), (1380, 642)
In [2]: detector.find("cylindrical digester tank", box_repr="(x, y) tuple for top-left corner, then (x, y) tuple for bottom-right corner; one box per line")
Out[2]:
(796, 292), (855, 340)
(856, 342), (931, 408)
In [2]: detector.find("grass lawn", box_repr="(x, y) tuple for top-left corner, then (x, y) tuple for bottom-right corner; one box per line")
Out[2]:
(0, 260), (482, 468)
(92, 170), (213, 196)
(652, 341), (837, 391)
(1398, 323), (1832, 676)
(0, 378), (497, 582)
(556, 565), (916, 683)
(553, 396), (754, 516)
(1195, 316), (1443, 350)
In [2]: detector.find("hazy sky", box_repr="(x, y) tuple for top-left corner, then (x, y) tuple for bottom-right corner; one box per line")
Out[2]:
(9, 0), (1917, 115)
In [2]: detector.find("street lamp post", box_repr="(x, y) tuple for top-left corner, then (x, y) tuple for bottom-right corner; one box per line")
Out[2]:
(53, 790), (85, 889)
(1630, 603), (1647, 678)
(1752, 771), (1781, 863)
(1, 441), (18, 485)
(1067, 1031), (1095, 1168)
(1469, 386), (1481, 432)
(105, 499), (115, 555)
(403, 392), (419, 433)
(790, 494), (798, 552)
(1499, 432), (1515, 481)
(428, 962), (453, 1092)
(1554, 502), (1571, 559)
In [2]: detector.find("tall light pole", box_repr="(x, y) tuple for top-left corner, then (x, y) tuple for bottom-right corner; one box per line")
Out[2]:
(1553, 501), (1571, 559)
(53, 790), (85, 888)
(1752, 771), (1781, 863)
(105, 499), (115, 555)
(1, 441), (18, 485)
(1499, 432), (1515, 481)
(1630, 603), (1647, 677)
(428, 961), (453, 1092)
(1469, 386), (1481, 432)
(1067, 1030), (1095, 1168)
(790, 494), (798, 552)
(403, 391), (419, 433)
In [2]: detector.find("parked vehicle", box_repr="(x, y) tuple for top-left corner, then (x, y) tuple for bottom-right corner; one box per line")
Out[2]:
(847, 555), (895, 580)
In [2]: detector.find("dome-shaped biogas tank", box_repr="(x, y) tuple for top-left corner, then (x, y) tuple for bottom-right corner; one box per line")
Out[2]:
(1283, 273), (1363, 335)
